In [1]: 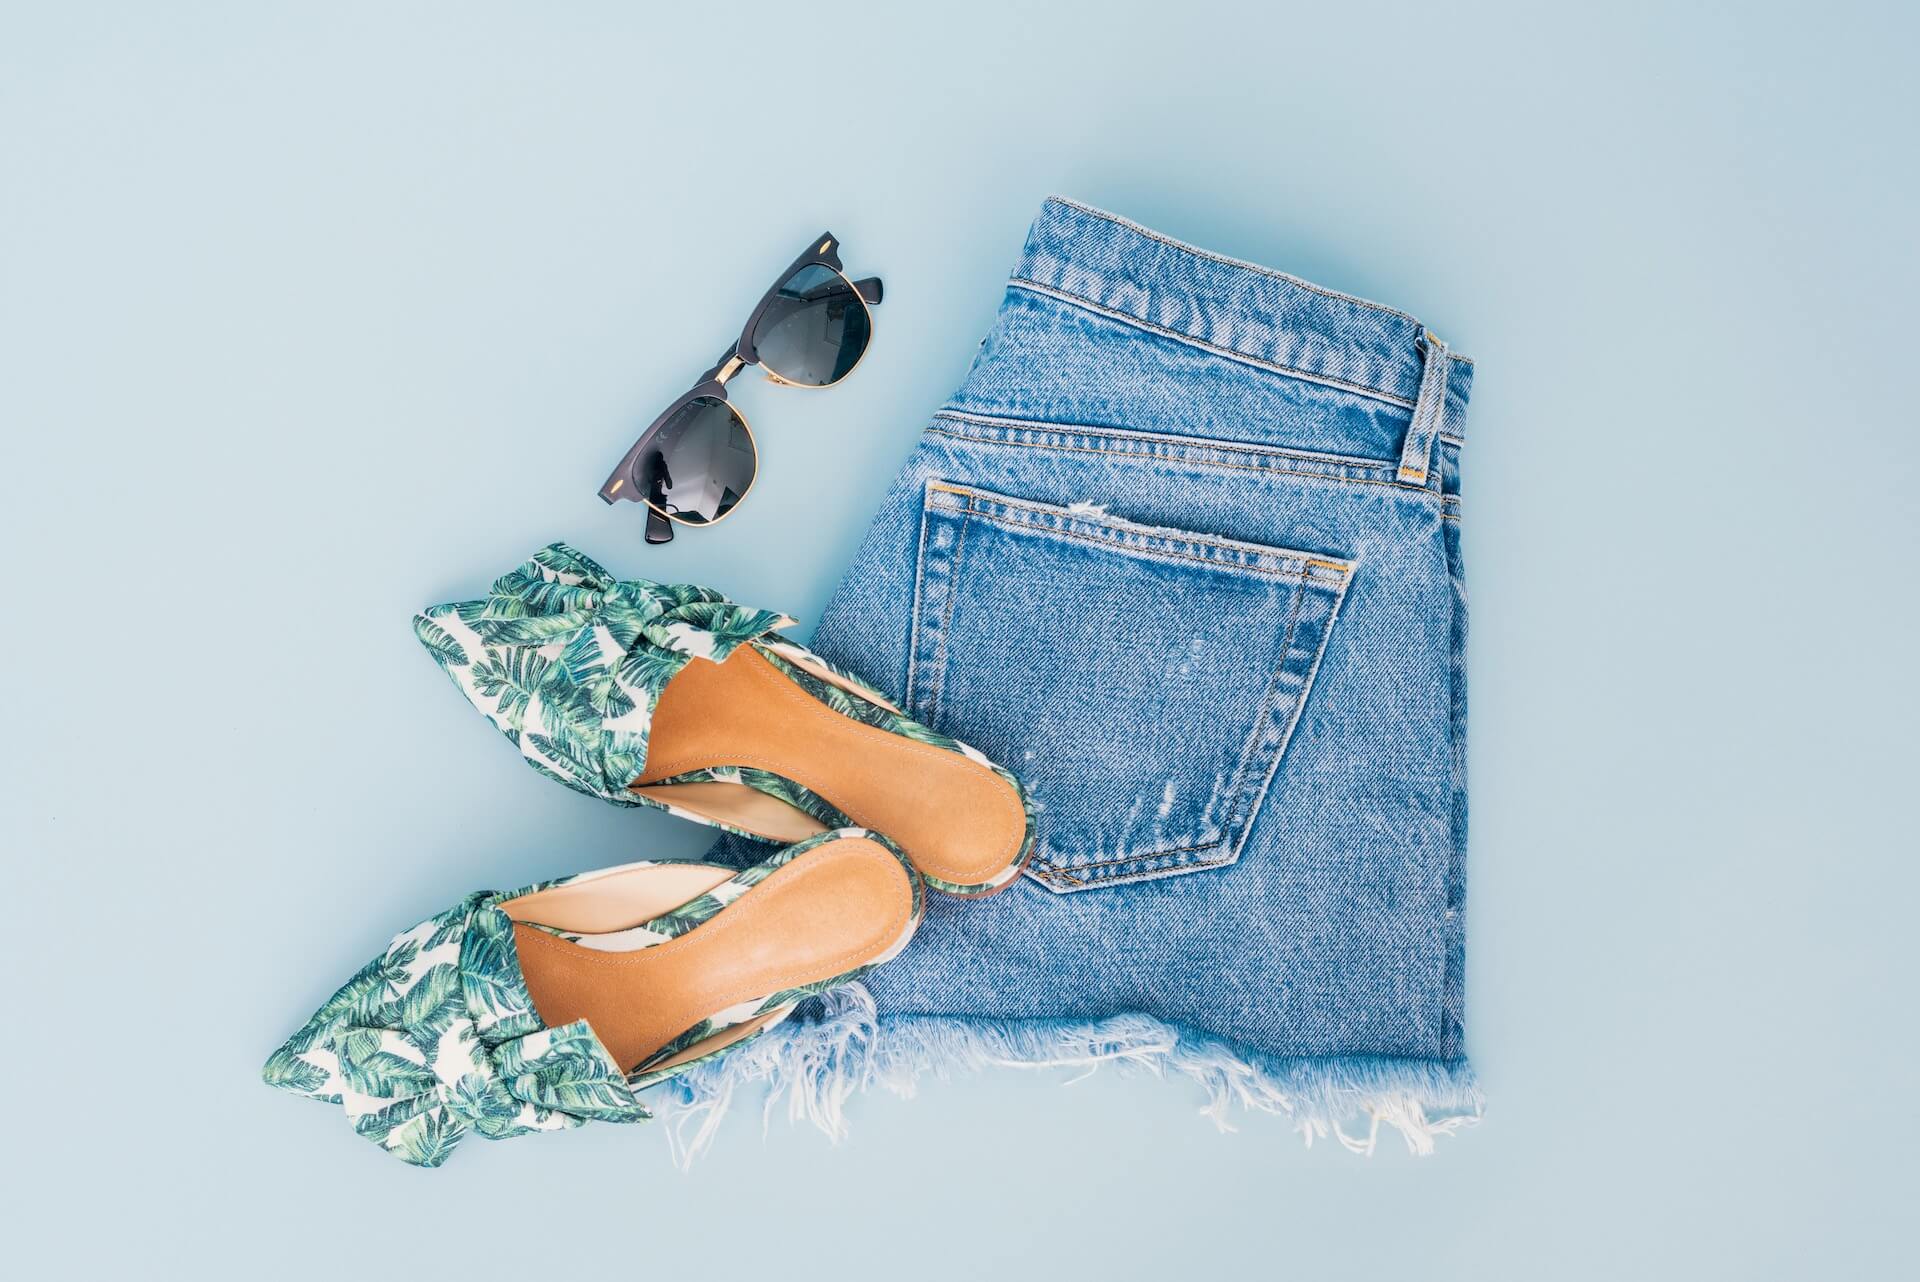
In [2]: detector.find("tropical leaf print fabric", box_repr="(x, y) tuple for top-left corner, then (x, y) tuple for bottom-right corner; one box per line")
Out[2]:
(262, 830), (921, 1166)
(414, 541), (795, 819)
(416, 543), (1038, 893)
(261, 886), (649, 1168)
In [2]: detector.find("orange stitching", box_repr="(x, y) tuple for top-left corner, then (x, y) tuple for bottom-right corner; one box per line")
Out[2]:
(934, 411), (1399, 471)
(933, 484), (1352, 567)
(1039, 846), (1239, 883)
(926, 501), (972, 730)
(929, 492), (1351, 583)
(972, 515), (1325, 579)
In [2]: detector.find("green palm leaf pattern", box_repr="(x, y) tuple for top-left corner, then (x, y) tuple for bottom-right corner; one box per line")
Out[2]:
(293, 941), (419, 1039)
(392, 1111), (464, 1168)
(646, 765), (856, 835)
(415, 543), (793, 812)
(460, 904), (539, 1037)
(411, 615), (467, 668)
(525, 732), (603, 793)
(264, 830), (918, 1165)
(336, 1044), (437, 1099)
(465, 647), (550, 731)
(352, 1092), (438, 1147)
(262, 881), (649, 1167)
(393, 963), (463, 1042)
(612, 643), (688, 693)
(260, 1047), (329, 1097)
(412, 544), (1034, 892)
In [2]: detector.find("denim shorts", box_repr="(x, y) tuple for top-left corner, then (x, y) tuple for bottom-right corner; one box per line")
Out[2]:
(688, 197), (1479, 1151)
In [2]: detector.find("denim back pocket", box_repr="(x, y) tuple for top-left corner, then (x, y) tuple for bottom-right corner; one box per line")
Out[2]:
(908, 481), (1354, 892)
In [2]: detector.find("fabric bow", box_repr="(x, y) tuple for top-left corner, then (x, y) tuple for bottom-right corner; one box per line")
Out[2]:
(262, 893), (650, 1167)
(413, 542), (795, 804)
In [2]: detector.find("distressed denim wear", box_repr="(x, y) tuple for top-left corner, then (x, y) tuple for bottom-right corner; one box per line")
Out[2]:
(668, 196), (1481, 1156)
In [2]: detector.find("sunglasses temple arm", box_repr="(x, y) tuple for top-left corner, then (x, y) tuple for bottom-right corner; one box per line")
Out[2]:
(642, 448), (678, 544)
(852, 276), (883, 305)
(644, 503), (675, 545)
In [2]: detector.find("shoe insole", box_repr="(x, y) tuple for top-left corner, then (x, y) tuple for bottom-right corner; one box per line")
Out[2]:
(508, 836), (915, 1073)
(633, 646), (1026, 890)
(503, 862), (736, 933)
(640, 1004), (793, 1077)
(630, 780), (829, 844)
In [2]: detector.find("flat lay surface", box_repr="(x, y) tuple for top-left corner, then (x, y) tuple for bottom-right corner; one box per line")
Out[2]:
(4, 2), (1915, 1278)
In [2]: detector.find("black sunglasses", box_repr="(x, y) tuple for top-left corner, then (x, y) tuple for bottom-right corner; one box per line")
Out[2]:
(598, 233), (883, 544)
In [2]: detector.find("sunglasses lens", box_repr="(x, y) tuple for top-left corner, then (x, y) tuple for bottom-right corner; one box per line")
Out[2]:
(754, 264), (871, 386)
(641, 395), (755, 525)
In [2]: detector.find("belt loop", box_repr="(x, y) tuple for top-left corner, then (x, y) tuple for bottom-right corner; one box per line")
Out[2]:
(1398, 330), (1451, 486)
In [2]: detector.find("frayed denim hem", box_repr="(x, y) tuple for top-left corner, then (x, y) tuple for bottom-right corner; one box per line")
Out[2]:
(653, 983), (1482, 1166)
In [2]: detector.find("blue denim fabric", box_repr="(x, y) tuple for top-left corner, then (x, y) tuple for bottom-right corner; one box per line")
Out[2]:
(697, 198), (1476, 1132)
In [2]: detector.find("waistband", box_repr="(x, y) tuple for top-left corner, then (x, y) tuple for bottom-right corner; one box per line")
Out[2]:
(1011, 197), (1472, 431)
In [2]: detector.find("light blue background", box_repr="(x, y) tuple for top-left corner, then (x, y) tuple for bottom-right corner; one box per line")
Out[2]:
(4, 2), (1915, 1277)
